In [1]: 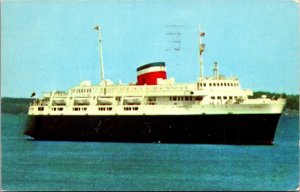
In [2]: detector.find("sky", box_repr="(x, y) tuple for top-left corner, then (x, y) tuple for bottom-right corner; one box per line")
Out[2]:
(1, 0), (299, 98)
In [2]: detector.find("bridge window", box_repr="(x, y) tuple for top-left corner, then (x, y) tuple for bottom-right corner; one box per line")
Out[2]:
(38, 107), (44, 111)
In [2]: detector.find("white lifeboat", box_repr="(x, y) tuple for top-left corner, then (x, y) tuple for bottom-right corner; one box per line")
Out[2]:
(124, 96), (142, 105)
(97, 97), (113, 105)
(74, 99), (90, 105)
(52, 99), (66, 106)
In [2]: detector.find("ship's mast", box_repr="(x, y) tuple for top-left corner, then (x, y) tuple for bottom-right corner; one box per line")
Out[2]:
(213, 61), (219, 79)
(94, 25), (105, 83)
(198, 25), (205, 79)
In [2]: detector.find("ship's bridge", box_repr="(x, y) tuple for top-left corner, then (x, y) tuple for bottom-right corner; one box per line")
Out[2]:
(197, 76), (240, 90)
(196, 61), (243, 91)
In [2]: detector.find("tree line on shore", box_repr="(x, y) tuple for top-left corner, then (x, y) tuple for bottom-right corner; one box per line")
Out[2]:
(1, 92), (299, 114)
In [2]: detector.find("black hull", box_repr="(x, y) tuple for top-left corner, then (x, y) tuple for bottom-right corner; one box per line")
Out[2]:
(25, 114), (282, 145)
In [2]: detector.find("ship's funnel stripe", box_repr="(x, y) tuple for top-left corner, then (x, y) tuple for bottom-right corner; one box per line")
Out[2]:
(137, 62), (165, 72)
(137, 66), (166, 76)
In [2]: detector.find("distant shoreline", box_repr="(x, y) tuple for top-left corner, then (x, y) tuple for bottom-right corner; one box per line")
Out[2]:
(1, 97), (34, 114)
(1, 93), (299, 114)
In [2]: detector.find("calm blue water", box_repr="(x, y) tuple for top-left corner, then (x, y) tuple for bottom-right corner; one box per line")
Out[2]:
(1, 113), (299, 191)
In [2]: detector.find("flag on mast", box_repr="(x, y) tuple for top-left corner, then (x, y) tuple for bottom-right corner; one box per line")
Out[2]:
(199, 44), (205, 54)
(199, 32), (205, 37)
(94, 25), (99, 30)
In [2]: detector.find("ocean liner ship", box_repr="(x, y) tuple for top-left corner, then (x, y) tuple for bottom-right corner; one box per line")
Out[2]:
(25, 26), (286, 144)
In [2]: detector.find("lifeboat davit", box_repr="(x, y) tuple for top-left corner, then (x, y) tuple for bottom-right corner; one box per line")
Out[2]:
(136, 62), (167, 85)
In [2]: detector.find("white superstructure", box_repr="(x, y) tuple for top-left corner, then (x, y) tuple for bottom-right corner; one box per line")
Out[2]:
(28, 26), (285, 117)
(28, 68), (285, 117)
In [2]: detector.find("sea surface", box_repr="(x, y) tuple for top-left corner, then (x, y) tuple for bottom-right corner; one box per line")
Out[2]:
(1, 113), (299, 191)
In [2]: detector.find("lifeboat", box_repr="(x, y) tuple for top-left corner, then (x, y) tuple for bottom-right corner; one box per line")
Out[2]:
(52, 99), (66, 106)
(97, 97), (113, 105)
(74, 99), (90, 105)
(124, 96), (142, 105)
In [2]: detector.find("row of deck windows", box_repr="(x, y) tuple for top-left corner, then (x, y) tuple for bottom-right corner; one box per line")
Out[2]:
(63, 106), (139, 111)
(170, 96), (192, 101)
(52, 107), (64, 111)
(211, 96), (238, 100)
(73, 86), (197, 94)
(199, 82), (239, 87)
(170, 96), (203, 101)
(37, 106), (144, 112)
(37, 107), (63, 111)
(73, 89), (92, 93)
(73, 107), (87, 111)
